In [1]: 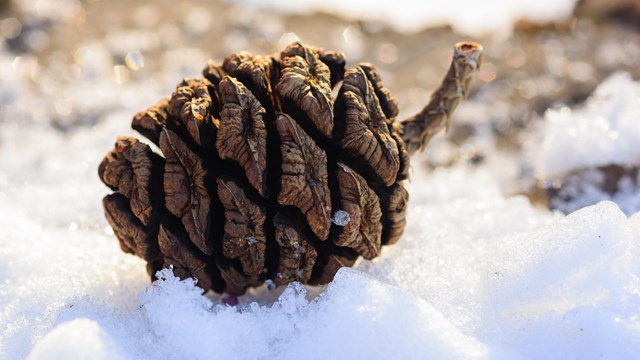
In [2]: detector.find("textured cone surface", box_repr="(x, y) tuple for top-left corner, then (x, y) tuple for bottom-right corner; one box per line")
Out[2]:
(99, 42), (413, 295)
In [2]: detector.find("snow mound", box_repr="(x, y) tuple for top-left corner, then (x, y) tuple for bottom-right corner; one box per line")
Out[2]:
(530, 72), (640, 179)
(526, 72), (640, 214)
(136, 268), (487, 359)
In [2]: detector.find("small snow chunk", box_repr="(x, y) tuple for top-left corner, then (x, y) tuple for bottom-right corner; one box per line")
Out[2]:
(276, 282), (308, 316)
(332, 210), (351, 226)
(247, 235), (258, 246)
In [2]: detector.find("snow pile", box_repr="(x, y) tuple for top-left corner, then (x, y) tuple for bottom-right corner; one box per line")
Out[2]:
(229, 0), (579, 35)
(527, 72), (640, 214)
(530, 72), (640, 180)
(136, 268), (487, 359)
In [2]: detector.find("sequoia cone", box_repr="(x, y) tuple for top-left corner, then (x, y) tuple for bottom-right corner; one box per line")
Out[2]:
(99, 41), (482, 295)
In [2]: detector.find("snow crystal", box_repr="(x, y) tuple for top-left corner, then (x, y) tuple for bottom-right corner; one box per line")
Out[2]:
(529, 72), (640, 179)
(331, 210), (351, 226)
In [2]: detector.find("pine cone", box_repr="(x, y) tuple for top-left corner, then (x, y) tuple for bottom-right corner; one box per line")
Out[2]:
(99, 41), (482, 295)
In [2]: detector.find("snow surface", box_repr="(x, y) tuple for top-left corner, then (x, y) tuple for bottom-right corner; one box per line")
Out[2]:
(529, 72), (640, 180)
(27, 318), (128, 360)
(229, 0), (579, 35)
(3, 115), (640, 359)
(526, 73), (640, 215)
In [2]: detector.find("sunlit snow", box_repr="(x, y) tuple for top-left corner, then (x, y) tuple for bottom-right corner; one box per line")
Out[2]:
(527, 73), (640, 215)
(529, 72), (640, 180)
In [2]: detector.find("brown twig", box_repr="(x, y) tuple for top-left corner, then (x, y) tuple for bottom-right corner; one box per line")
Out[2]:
(400, 42), (483, 155)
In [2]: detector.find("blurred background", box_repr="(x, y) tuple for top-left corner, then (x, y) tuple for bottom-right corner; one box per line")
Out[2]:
(0, 0), (639, 206)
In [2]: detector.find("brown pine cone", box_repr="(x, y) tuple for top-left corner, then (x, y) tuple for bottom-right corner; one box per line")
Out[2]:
(99, 41), (482, 295)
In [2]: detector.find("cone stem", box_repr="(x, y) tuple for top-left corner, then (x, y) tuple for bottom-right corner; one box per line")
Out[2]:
(400, 42), (483, 156)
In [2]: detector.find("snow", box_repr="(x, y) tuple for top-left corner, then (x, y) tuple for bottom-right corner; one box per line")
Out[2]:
(27, 319), (128, 360)
(247, 236), (258, 246)
(331, 210), (351, 226)
(529, 72), (640, 180)
(229, 0), (579, 35)
(526, 72), (640, 215)
(545, 168), (640, 215)
(3, 129), (640, 358)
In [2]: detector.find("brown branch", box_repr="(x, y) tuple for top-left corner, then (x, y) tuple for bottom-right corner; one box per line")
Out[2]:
(400, 42), (483, 156)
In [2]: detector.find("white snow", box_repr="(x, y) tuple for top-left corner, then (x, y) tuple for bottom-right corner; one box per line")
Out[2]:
(228, 0), (579, 35)
(331, 210), (351, 226)
(529, 72), (640, 180)
(247, 236), (258, 246)
(526, 72), (640, 215)
(27, 319), (127, 360)
(545, 168), (640, 215)
(3, 131), (640, 358)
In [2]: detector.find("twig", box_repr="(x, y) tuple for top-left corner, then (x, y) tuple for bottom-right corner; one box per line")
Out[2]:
(400, 42), (483, 155)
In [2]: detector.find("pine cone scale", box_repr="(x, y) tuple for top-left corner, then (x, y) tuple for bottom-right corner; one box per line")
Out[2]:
(160, 129), (213, 255)
(276, 112), (332, 241)
(217, 76), (268, 196)
(217, 177), (267, 280)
